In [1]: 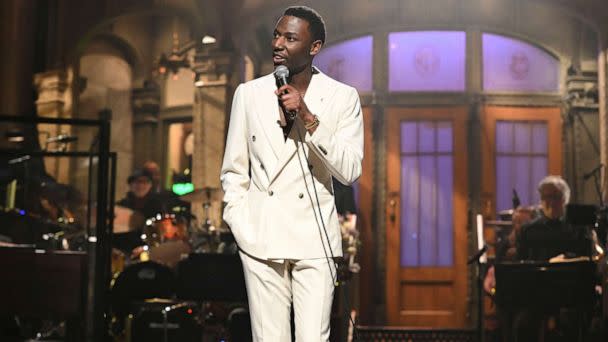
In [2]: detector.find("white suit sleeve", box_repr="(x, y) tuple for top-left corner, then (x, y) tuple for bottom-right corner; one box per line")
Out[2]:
(305, 86), (364, 185)
(220, 84), (250, 230)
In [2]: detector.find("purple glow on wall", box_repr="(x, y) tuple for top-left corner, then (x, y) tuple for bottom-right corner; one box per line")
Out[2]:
(389, 31), (466, 92)
(483, 33), (559, 92)
(314, 36), (373, 92)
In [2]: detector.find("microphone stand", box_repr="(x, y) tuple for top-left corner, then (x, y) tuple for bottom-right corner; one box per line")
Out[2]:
(591, 171), (604, 208)
(469, 244), (488, 342)
(583, 164), (604, 207)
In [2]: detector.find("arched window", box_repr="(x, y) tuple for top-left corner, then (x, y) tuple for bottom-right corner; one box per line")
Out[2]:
(314, 35), (373, 92)
(482, 33), (560, 92)
(388, 31), (466, 92)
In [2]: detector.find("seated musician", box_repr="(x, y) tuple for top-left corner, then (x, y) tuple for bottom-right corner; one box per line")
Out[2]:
(516, 175), (596, 261)
(117, 168), (189, 263)
(510, 175), (599, 342)
(142, 160), (187, 213)
(117, 168), (164, 219)
(114, 169), (164, 254)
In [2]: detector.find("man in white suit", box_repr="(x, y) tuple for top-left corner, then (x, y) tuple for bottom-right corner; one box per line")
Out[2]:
(220, 6), (363, 341)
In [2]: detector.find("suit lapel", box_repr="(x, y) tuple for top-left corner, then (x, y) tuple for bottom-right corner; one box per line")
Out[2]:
(268, 70), (331, 185)
(253, 75), (284, 160)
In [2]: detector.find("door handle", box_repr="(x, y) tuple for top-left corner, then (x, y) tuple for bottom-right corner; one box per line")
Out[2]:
(388, 192), (399, 224)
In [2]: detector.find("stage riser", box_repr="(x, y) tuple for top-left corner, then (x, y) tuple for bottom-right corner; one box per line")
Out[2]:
(356, 327), (475, 342)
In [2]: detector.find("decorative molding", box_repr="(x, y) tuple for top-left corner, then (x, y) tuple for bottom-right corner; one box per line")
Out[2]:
(33, 69), (73, 117)
(131, 80), (161, 118)
(192, 48), (234, 86)
(566, 74), (599, 109)
(33, 68), (75, 183)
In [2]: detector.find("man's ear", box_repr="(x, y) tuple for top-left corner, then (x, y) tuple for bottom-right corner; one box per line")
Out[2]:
(310, 40), (322, 56)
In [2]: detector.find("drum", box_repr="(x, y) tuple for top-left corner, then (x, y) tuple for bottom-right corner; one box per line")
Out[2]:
(139, 213), (191, 268)
(144, 213), (188, 245)
(148, 240), (191, 268)
(128, 299), (201, 342)
(111, 261), (176, 315)
(111, 261), (177, 336)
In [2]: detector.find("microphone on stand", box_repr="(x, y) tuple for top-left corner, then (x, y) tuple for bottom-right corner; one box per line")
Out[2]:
(274, 65), (297, 120)
(46, 134), (78, 143)
(45, 134), (78, 152)
(467, 244), (488, 265)
(512, 189), (521, 209)
(583, 164), (604, 181)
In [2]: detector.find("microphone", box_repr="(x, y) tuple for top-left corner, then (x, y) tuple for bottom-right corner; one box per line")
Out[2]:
(467, 244), (488, 265)
(8, 155), (31, 165)
(512, 189), (521, 209)
(274, 65), (297, 120)
(46, 134), (78, 143)
(583, 164), (604, 180)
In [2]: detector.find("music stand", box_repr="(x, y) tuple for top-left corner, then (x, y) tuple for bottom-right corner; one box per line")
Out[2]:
(495, 261), (596, 342)
(495, 261), (595, 311)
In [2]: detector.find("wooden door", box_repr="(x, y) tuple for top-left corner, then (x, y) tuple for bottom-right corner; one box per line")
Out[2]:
(479, 106), (562, 330)
(386, 107), (468, 327)
(480, 106), (562, 215)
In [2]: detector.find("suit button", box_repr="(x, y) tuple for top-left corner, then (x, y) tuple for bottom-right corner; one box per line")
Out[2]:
(252, 135), (256, 142)
(268, 190), (274, 196)
(260, 163), (264, 170)
(298, 193), (304, 199)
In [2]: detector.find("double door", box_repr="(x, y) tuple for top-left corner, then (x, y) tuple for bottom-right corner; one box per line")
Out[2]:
(384, 105), (561, 327)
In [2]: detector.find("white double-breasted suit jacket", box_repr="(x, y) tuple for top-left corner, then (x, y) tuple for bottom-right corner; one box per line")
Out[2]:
(220, 67), (363, 260)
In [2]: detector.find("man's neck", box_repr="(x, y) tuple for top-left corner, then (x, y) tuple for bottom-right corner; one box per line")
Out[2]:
(289, 64), (313, 93)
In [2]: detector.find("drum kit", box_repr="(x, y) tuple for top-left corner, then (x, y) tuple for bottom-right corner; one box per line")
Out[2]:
(110, 187), (246, 341)
(111, 186), (235, 271)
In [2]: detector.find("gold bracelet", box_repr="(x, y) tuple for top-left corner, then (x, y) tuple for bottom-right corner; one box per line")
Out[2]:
(304, 115), (320, 130)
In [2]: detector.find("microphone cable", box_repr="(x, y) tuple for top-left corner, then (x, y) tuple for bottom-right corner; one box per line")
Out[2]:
(293, 122), (359, 341)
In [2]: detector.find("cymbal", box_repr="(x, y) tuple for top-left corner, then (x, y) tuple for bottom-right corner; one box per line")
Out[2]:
(112, 205), (145, 233)
(179, 187), (222, 203)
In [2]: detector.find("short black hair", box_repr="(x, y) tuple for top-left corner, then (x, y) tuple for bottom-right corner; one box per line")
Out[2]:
(283, 6), (326, 44)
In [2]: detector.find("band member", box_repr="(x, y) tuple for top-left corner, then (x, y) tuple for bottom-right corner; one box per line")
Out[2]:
(114, 168), (163, 253)
(516, 175), (596, 261)
(117, 168), (163, 219)
(509, 176), (600, 341)
(142, 161), (163, 194)
(220, 6), (363, 341)
(142, 160), (189, 217)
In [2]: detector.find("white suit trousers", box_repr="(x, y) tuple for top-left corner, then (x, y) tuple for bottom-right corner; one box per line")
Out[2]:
(239, 251), (336, 342)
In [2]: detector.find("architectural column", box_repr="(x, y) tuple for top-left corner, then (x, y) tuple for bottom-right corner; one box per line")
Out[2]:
(131, 80), (161, 168)
(0, 0), (37, 117)
(599, 46), (608, 203)
(564, 69), (600, 203)
(34, 68), (74, 184)
(191, 48), (235, 227)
